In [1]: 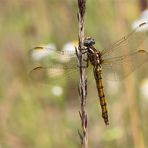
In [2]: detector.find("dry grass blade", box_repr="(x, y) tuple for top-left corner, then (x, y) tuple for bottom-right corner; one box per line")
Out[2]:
(78, 0), (86, 18)
(77, 0), (88, 148)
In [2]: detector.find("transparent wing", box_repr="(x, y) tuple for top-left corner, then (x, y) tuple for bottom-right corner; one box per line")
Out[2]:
(101, 22), (148, 59)
(28, 45), (80, 82)
(101, 50), (148, 81)
(29, 57), (80, 82)
(29, 59), (94, 83)
(29, 46), (77, 63)
(29, 66), (74, 82)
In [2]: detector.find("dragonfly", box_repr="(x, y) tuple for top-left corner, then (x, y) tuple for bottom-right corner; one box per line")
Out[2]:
(30, 22), (148, 125)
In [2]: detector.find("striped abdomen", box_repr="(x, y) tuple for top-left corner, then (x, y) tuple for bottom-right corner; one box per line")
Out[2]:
(93, 68), (109, 125)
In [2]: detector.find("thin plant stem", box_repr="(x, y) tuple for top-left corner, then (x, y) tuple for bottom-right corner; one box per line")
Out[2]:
(76, 0), (88, 148)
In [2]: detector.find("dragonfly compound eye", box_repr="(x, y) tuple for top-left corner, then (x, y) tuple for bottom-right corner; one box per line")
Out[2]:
(84, 37), (95, 47)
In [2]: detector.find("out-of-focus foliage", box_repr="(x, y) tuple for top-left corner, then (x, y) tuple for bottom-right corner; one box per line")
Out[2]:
(0, 0), (148, 148)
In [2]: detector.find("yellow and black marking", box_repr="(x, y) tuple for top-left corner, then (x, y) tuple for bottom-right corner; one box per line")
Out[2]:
(93, 68), (109, 125)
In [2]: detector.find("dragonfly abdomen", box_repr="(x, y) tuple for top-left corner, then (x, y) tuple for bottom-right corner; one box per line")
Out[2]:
(94, 68), (109, 125)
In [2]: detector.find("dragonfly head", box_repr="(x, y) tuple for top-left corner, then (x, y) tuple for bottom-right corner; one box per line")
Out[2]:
(84, 37), (95, 47)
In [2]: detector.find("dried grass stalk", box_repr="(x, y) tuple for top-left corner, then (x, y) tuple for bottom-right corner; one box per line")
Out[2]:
(77, 0), (88, 148)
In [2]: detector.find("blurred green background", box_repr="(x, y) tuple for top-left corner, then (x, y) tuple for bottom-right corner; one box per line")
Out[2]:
(0, 0), (148, 148)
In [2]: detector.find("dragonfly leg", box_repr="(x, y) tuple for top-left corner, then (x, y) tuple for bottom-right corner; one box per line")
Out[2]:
(81, 50), (87, 54)
(83, 57), (89, 67)
(81, 47), (88, 54)
(77, 57), (89, 68)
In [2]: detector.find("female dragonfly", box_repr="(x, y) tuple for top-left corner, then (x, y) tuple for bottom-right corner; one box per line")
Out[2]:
(30, 22), (148, 125)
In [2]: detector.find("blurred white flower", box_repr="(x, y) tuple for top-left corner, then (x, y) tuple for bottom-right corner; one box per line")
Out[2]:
(140, 78), (148, 99)
(63, 40), (78, 55)
(59, 40), (78, 63)
(141, 10), (148, 19)
(132, 9), (148, 32)
(31, 43), (56, 61)
(51, 86), (63, 96)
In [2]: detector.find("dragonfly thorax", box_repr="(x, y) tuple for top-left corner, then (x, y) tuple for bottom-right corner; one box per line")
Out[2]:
(83, 37), (102, 66)
(87, 49), (102, 67)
